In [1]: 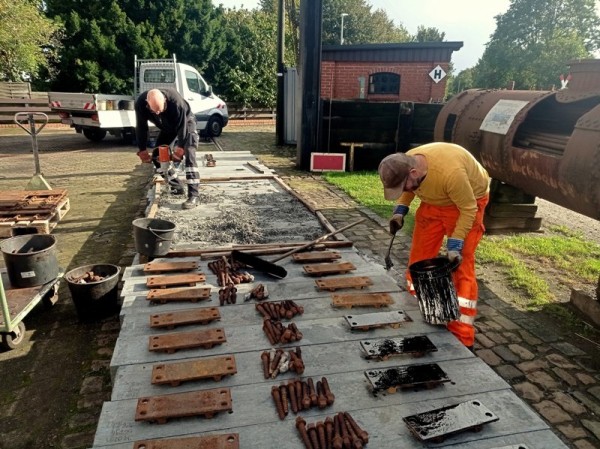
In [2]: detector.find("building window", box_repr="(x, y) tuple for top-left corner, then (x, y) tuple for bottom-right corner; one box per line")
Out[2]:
(368, 72), (400, 95)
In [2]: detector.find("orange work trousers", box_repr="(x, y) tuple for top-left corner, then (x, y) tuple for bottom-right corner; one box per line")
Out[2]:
(406, 195), (489, 347)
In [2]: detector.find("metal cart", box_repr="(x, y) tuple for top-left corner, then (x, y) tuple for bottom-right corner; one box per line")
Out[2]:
(0, 269), (62, 350)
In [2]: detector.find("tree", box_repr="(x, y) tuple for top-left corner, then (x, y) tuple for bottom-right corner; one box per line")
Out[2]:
(473, 0), (600, 90)
(45, 0), (226, 94)
(0, 0), (62, 82)
(446, 67), (475, 98)
(213, 9), (280, 106)
(413, 26), (445, 42)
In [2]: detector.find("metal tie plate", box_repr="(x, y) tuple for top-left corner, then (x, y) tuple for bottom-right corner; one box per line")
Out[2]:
(146, 286), (211, 304)
(303, 262), (356, 276)
(344, 310), (411, 331)
(332, 292), (394, 309)
(135, 388), (233, 424)
(152, 355), (237, 386)
(149, 328), (226, 353)
(403, 399), (499, 442)
(365, 363), (450, 394)
(360, 335), (438, 360)
(150, 307), (221, 329)
(143, 261), (199, 274)
(292, 251), (341, 263)
(133, 433), (239, 449)
(146, 273), (206, 289)
(315, 276), (374, 291)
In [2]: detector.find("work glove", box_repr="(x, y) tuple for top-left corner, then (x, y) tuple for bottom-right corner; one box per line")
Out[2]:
(389, 205), (409, 235)
(172, 147), (185, 162)
(137, 150), (152, 163)
(446, 238), (464, 266)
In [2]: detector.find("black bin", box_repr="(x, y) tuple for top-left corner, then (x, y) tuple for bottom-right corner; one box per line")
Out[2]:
(65, 264), (120, 322)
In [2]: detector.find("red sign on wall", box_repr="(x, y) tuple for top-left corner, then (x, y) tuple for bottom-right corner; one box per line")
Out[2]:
(310, 153), (346, 172)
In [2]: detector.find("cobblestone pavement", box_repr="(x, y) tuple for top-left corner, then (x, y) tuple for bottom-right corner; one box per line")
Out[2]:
(0, 126), (599, 448)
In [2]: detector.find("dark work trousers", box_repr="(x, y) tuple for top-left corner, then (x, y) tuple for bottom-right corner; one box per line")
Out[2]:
(153, 119), (200, 198)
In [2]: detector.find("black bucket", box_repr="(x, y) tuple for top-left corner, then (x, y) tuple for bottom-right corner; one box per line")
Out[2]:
(409, 257), (460, 325)
(65, 264), (120, 322)
(0, 234), (59, 288)
(132, 218), (176, 257)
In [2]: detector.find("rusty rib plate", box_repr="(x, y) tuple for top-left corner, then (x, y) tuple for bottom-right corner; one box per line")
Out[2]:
(150, 308), (221, 329)
(146, 273), (206, 289)
(403, 399), (499, 442)
(152, 355), (237, 386)
(133, 434), (239, 449)
(315, 276), (373, 291)
(303, 262), (356, 277)
(344, 310), (411, 331)
(146, 287), (211, 304)
(149, 328), (226, 353)
(365, 363), (450, 394)
(332, 292), (394, 309)
(143, 261), (199, 274)
(292, 251), (341, 263)
(135, 388), (232, 423)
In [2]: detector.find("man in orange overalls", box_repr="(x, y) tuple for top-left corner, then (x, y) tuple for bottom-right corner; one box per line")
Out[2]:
(378, 142), (490, 348)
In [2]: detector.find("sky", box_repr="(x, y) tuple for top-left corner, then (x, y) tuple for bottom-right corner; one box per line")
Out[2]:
(211, 0), (513, 72)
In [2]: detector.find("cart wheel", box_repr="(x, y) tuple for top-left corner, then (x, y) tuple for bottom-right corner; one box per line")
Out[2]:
(2, 321), (26, 350)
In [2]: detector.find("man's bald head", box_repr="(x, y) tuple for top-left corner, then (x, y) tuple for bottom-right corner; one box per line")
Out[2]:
(146, 89), (165, 114)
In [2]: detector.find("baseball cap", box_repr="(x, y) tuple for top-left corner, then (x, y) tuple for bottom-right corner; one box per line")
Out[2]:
(378, 153), (412, 200)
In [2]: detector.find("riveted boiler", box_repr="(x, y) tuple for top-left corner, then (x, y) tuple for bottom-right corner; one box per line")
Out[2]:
(433, 59), (600, 226)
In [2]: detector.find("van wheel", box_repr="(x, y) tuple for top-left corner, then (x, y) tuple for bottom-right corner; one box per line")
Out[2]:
(207, 116), (223, 137)
(83, 128), (107, 142)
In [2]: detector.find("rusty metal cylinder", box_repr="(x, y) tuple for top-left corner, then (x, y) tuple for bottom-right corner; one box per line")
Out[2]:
(433, 87), (600, 220)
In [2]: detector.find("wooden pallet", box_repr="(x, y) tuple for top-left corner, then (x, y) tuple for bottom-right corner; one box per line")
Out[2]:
(0, 190), (70, 237)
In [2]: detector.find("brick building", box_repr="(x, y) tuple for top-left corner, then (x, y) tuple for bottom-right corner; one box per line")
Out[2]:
(321, 42), (463, 103)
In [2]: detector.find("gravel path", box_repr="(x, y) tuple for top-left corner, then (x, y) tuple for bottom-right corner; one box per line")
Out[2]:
(536, 198), (600, 245)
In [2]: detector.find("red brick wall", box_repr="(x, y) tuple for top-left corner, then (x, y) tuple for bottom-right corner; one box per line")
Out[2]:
(321, 61), (448, 103)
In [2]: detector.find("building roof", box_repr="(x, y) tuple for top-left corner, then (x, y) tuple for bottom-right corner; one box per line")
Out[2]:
(322, 42), (464, 63)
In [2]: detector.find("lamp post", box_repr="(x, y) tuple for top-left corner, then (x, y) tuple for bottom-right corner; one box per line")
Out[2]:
(340, 13), (348, 45)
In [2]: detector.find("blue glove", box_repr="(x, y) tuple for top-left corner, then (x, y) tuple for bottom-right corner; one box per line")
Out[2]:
(446, 238), (464, 265)
(389, 205), (409, 235)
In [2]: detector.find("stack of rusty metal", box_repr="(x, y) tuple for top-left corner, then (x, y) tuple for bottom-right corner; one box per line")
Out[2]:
(0, 189), (69, 237)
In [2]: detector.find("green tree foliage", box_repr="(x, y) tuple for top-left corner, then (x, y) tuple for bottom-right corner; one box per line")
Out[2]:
(473, 0), (600, 90)
(413, 26), (446, 42)
(213, 9), (279, 106)
(45, 0), (225, 94)
(0, 0), (62, 82)
(446, 67), (475, 97)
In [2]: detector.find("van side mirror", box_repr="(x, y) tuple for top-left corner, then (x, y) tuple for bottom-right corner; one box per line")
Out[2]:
(208, 85), (213, 95)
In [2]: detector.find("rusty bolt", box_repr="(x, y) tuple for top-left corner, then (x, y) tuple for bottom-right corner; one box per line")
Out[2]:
(337, 413), (351, 449)
(271, 386), (286, 420)
(288, 381), (298, 414)
(307, 423), (320, 449)
(270, 349), (284, 372)
(302, 381), (311, 410)
(332, 414), (343, 449)
(307, 377), (318, 406)
(316, 381), (328, 409)
(325, 416), (334, 449)
(343, 415), (363, 449)
(317, 421), (327, 449)
(260, 351), (270, 379)
(296, 416), (313, 449)
(279, 385), (289, 416)
(295, 379), (304, 411)
(321, 377), (335, 405)
(344, 412), (368, 444)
